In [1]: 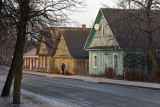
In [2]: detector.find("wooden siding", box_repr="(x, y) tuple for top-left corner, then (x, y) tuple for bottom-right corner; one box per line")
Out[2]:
(89, 50), (123, 75)
(54, 58), (74, 74)
(54, 58), (89, 75)
(85, 10), (118, 49)
(39, 39), (48, 55)
(89, 50), (148, 76)
(38, 56), (51, 72)
(54, 35), (72, 58)
(74, 58), (89, 75)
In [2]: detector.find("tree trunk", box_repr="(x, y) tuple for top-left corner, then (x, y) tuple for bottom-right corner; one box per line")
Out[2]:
(13, 33), (25, 104)
(1, 59), (15, 96)
(146, 0), (159, 77)
(13, 0), (29, 104)
(1, 1), (29, 101)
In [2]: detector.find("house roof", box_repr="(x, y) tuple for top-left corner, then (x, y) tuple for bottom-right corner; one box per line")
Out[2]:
(94, 8), (160, 49)
(24, 48), (38, 57)
(61, 28), (91, 58)
(37, 27), (61, 56)
(38, 27), (91, 56)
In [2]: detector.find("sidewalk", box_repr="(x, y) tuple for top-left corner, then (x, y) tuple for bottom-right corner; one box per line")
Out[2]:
(23, 70), (160, 90)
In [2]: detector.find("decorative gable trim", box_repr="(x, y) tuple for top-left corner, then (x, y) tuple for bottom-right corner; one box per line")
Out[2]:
(84, 8), (120, 51)
(83, 9), (101, 51)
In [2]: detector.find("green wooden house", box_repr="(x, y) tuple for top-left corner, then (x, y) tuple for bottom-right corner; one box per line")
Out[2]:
(84, 8), (160, 76)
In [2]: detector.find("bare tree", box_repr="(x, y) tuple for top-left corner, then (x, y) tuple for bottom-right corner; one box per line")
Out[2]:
(1, 0), (85, 104)
(116, 0), (160, 77)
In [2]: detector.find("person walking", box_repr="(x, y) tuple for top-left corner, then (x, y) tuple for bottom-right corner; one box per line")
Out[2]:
(61, 62), (65, 75)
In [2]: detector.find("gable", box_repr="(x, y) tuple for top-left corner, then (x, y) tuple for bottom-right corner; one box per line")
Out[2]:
(85, 9), (118, 50)
(54, 35), (72, 58)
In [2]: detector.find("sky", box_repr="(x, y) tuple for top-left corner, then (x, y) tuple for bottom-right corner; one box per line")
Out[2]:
(70, 0), (116, 28)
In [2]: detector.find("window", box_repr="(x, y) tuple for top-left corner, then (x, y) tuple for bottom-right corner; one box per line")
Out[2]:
(86, 60), (89, 70)
(36, 58), (39, 68)
(93, 54), (97, 68)
(57, 60), (60, 69)
(24, 58), (26, 66)
(43, 56), (45, 68)
(33, 59), (35, 67)
(27, 58), (30, 66)
(113, 53), (118, 70)
(26, 58), (28, 66)
(102, 25), (105, 36)
(40, 56), (43, 67)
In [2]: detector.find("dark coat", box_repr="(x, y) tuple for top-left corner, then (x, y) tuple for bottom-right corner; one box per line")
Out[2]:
(61, 63), (65, 70)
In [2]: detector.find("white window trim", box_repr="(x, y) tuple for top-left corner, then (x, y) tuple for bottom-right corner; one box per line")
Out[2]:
(93, 54), (97, 68)
(113, 53), (118, 69)
(36, 58), (39, 68)
(86, 60), (89, 70)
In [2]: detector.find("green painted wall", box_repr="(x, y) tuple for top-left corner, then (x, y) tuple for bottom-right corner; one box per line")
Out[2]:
(89, 50), (148, 76)
(89, 50), (124, 76)
(85, 9), (149, 76)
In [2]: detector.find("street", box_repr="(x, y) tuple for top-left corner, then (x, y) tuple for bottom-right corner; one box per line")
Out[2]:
(0, 68), (160, 107)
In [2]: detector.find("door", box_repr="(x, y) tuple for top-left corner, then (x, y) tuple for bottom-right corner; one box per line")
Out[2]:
(103, 53), (108, 73)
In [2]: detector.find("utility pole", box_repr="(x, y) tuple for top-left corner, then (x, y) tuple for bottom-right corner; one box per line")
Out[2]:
(114, 9), (117, 77)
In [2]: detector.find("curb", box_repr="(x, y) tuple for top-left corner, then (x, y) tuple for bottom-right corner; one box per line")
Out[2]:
(23, 72), (160, 91)
(1, 68), (160, 91)
(98, 82), (160, 91)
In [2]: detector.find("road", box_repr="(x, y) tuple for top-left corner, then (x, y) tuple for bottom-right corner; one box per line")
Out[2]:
(0, 68), (160, 107)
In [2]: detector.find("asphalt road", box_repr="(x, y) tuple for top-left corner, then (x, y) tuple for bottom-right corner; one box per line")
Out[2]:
(0, 69), (160, 107)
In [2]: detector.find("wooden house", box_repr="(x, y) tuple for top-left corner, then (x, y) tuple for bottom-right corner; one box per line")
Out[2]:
(84, 8), (160, 76)
(23, 48), (39, 71)
(52, 27), (90, 75)
(36, 27), (61, 72)
(36, 26), (90, 74)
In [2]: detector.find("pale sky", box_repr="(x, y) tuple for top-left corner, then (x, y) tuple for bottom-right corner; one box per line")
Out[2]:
(70, 0), (116, 28)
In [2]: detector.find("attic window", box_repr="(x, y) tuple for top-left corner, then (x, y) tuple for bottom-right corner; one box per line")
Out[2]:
(102, 25), (105, 36)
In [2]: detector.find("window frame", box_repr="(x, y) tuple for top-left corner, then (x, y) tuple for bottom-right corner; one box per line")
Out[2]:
(102, 25), (105, 36)
(113, 53), (118, 70)
(43, 56), (45, 68)
(36, 58), (39, 68)
(93, 54), (98, 68)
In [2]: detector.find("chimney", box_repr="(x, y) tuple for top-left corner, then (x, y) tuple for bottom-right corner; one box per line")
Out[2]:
(82, 24), (86, 29)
